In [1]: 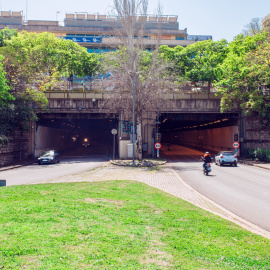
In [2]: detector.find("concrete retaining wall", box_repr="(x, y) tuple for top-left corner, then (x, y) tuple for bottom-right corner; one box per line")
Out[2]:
(245, 118), (270, 149)
(0, 129), (31, 167)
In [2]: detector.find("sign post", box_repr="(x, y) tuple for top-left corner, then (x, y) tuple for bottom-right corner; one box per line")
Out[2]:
(233, 141), (240, 149)
(111, 129), (117, 160)
(233, 141), (240, 156)
(154, 142), (162, 158)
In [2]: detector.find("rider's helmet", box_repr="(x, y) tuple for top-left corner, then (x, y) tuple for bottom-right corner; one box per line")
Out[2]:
(205, 152), (209, 154)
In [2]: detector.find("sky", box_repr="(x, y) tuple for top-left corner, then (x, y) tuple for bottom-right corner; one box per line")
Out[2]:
(1, 0), (270, 41)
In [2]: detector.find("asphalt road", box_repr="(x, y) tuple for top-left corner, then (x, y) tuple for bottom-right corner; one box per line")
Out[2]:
(0, 156), (109, 187)
(163, 145), (270, 232)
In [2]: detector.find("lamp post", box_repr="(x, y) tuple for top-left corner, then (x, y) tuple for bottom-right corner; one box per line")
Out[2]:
(56, 11), (60, 22)
(132, 72), (135, 164)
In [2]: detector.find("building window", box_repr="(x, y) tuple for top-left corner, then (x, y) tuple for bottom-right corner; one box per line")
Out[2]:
(87, 48), (94, 53)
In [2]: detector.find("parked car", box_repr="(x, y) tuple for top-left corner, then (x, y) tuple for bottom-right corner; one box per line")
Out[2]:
(38, 150), (60, 165)
(215, 151), (237, 166)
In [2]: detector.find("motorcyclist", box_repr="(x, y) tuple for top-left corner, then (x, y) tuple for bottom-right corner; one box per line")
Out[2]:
(203, 152), (212, 168)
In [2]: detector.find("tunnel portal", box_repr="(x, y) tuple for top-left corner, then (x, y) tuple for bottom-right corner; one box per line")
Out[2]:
(35, 113), (118, 157)
(158, 112), (240, 153)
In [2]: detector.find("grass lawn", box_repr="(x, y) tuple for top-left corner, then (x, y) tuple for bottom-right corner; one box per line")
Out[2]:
(0, 181), (270, 269)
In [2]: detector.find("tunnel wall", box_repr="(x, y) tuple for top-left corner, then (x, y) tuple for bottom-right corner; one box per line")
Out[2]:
(169, 126), (239, 153)
(35, 126), (64, 156)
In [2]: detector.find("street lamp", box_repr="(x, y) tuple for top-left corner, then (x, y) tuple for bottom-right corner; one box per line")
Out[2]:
(56, 11), (61, 21)
(129, 70), (142, 164)
(132, 72), (135, 164)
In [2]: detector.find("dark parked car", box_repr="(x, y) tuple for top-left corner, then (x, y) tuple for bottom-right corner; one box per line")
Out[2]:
(215, 151), (237, 166)
(38, 150), (60, 165)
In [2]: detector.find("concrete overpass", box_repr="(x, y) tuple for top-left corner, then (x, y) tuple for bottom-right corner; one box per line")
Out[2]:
(33, 91), (240, 159)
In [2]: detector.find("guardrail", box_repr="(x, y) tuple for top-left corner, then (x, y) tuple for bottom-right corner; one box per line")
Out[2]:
(47, 81), (217, 94)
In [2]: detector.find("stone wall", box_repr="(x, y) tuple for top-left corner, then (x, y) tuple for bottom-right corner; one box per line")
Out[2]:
(0, 129), (31, 167)
(246, 118), (270, 149)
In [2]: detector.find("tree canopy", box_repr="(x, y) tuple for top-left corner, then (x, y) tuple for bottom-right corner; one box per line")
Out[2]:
(214, 33), (270, 120)
(160, 39), (228, 92)
(0, 30), (100, 136)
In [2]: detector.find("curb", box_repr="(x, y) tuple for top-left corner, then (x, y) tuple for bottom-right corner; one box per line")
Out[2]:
(238, 160), (270, 171)
(168, 165), (270, 240)
(0, 160), (36, 172)
(110, 159), (167, 167)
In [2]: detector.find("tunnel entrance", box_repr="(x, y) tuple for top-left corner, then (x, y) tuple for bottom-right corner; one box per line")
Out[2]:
(158, 112), (240, 153)
(36, 114), (118, 157)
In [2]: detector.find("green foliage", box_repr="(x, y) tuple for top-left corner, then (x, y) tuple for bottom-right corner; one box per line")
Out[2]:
(0, 181), (270, 269)
(0, 97), (38, 136)
(215, 33), (270, 118)
(0, 54), (13, 105)
(242, 148), (270, 162)
(0, 27), (18, 47)
(160, 40), (228, 91)
(0, 30), (100, 135)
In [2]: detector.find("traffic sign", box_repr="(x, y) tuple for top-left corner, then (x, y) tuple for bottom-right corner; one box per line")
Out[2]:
(233, 141), (240, 148)
(154, 142), (162, 150)
(111, 129), (117, 135)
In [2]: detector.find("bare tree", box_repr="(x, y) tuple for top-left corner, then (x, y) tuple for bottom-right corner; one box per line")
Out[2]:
(100, 0), (175, 160)
(242, 18), (262, 36)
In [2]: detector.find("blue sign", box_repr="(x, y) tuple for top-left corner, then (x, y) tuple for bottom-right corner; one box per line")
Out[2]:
(63, 37), (102, 43)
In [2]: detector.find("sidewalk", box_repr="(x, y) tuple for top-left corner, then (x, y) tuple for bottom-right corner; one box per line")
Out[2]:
(32, 162), (270, 239)
(239, 159), (270, 170)
(0, 159), (35, 172)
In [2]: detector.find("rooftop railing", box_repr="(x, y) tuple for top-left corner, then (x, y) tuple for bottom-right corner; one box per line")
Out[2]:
(65, 13), (178, 23)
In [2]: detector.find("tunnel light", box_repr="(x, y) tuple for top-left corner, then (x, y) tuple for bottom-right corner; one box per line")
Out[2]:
(84, 138), (88, 142)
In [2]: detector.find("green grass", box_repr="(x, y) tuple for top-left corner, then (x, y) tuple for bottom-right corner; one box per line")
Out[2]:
(0, 181), (270, 269)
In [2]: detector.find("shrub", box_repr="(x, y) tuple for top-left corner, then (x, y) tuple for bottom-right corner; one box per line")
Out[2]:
(242, 148), (270, 163)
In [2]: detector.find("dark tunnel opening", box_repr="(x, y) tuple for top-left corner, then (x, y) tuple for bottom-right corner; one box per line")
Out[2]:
(36, 117), (118, 157)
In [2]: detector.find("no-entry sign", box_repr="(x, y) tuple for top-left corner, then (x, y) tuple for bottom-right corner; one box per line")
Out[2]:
(233, 141), (240, 148)
(154, 142), (162, 150)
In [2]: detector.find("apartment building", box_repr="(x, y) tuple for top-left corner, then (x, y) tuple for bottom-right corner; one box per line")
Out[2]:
(0, 11), (212, 52)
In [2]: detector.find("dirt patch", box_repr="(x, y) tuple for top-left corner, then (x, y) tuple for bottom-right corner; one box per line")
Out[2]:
(85, 198), (124, 206)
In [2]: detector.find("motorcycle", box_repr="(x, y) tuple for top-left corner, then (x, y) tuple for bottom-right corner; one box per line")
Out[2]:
(201, 156), (213, 176)
(203, 162), (211, 176)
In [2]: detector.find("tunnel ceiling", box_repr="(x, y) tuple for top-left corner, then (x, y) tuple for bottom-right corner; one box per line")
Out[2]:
(38, 118), (117, 130)
(159, 113), (239, 132)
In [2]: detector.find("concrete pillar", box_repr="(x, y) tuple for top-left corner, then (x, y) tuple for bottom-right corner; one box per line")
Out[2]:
(28, 120), (37, 158)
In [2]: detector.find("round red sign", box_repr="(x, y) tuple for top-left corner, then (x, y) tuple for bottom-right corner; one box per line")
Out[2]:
(154, 142), (162, 150)
(233, 142), (240, 148)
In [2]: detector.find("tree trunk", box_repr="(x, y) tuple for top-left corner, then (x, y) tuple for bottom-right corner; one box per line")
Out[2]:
(207, 81), (211, 93)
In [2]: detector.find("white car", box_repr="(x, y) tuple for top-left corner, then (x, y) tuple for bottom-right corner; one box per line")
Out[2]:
(215, 151), (237, 166)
